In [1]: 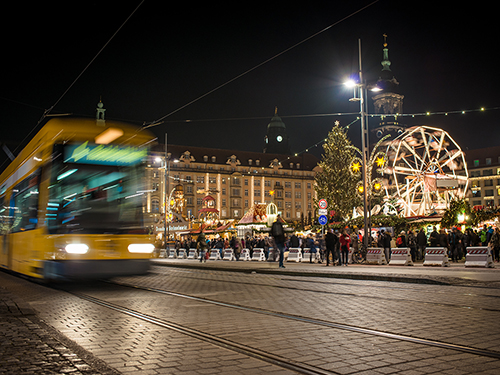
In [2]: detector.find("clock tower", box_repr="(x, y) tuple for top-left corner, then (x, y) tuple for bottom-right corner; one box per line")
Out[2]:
(263, 107), (291, 154)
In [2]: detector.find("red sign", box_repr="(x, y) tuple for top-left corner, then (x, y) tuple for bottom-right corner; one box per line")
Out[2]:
(318, 199), (328, 209)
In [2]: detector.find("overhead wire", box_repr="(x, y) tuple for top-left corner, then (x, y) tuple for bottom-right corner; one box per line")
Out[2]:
(0, 1), (145, 171)
(141, 0), (380, 130)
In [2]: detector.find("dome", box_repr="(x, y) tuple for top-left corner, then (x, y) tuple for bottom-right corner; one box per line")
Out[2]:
(267, 114), (286, 130)
(267, 107), (286, 130)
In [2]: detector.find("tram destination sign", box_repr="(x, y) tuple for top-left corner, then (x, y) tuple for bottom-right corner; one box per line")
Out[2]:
(64, 141), (147, 166)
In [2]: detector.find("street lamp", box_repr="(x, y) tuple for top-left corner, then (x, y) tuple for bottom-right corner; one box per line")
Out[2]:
(344, 38), (380, 249)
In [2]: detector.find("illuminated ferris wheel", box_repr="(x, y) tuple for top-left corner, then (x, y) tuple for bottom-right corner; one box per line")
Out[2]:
(384, 125), (469, 217)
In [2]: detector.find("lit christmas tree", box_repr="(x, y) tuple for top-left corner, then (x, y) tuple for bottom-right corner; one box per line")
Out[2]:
(315, 122), (361, 221)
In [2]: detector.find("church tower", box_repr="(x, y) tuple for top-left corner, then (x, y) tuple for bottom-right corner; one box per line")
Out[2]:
(96, 98), (106, 126)
(263, 107), (290, 154)
(371, 35), (405, 140)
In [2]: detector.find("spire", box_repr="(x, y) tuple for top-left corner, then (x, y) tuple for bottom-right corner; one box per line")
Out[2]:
(381, 34), (391, 72)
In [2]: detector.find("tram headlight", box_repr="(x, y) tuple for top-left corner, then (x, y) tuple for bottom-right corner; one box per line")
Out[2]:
(65, 243), (89, 254)
(128, 244), (155, 253)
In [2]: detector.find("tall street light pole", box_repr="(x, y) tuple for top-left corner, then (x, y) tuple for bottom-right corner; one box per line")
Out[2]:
(358, 39), (370, 250)
(346, 39), (370, 249)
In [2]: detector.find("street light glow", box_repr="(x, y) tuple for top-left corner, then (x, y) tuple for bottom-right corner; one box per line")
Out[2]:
(344, 79), (357, 88)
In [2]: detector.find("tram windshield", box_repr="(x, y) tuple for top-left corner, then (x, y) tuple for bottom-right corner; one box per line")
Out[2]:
(47, 143), (148, 234)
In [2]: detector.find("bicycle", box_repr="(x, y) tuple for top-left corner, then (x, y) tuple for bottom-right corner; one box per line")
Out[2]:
(351, 244), (367, 264)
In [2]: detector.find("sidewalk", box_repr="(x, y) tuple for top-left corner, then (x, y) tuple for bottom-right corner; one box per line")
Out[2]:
(152, 257), (500, 286)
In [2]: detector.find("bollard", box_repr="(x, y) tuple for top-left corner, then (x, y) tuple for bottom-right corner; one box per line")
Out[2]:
(302, 248), (321, 263)
(240, 248), (250, 261)
(208, 249), (221, 260)
(251, 248), (266, 261)
(366, 248), (387, 265)
(287, 248), (303, 262)
(268, 247), (275, 262)
(223, 248), (235, 261)
(168, 249), (177, 259)
(465, 247), (495, 268)
(187, 248), (198, 259)
(423, 248), (449, 267)
(389, 248), (413, 266)
(177, 249), (187, 259)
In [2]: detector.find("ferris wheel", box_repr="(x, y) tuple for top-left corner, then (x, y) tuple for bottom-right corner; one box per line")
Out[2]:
(384, 125), (468, 217)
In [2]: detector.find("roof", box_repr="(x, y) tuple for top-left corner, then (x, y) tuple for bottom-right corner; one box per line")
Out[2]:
(464, 145), (500, 168)
(152, 143), (319, 171)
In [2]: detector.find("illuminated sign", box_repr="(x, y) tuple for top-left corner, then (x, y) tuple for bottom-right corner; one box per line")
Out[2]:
(64, 141), (146, 166)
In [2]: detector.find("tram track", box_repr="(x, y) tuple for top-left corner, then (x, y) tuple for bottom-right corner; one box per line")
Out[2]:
(149, 267), (500, 313)
(59, 278), (500, 371)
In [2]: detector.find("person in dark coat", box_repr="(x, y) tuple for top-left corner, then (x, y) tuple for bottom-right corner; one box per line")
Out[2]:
(439, 228), (449, 251)
(416, 229), (427, 260)
(289, 233), (300, 248)
(448, 227), (462, 262)
(271, 214), (286, 268)
(429, 226), (440, 247)
(324, 229), (338, 266)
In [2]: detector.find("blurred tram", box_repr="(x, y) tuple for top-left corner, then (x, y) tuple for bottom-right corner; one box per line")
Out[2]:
(0, 117), (157, 280)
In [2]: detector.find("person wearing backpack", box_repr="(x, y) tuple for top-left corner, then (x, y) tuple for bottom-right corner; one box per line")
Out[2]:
(271, 214), (286, 268)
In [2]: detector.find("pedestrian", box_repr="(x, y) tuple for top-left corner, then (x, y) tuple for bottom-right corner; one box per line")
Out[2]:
(396, 231), (407, 248)
(197, 230), (208, 262)
(334, 229), (341, 265)
(408, 230), (417, 262)
(324, 229), (338, 266)
(429, 226), (439, 247)
(339, 229), (351, 266)
(271, 214), (286, 268)
(439, 229), (449, 256)
(307, 233), (319, 263)
(471, 229), (480, 246)
(489, 227), (500, 262)
(448, 227), (461, 262)
(416, 228), (427, 260)
(234, 237), (242, 260)
(289, 232), (300, 248)
(480, 226), (487, 246)
(382, 230), (392, 262)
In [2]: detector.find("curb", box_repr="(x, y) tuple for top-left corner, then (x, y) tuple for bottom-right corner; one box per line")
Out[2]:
(151, 260), (451, 285)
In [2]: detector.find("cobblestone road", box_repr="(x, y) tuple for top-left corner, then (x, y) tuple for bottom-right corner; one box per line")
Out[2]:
(2, 263), (500, 374)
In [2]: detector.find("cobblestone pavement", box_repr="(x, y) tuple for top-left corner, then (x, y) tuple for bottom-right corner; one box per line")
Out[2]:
(2, 261), (500, 374)
(0, 280), (119, 374)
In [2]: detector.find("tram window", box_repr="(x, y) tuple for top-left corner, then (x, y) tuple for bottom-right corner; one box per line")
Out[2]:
(47, 163), (146, 234)
(0, 195), (7, 235)
(11, 170), (41, 233)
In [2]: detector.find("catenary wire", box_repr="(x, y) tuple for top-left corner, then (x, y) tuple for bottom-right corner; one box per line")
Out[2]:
(141, 0), (380, 130)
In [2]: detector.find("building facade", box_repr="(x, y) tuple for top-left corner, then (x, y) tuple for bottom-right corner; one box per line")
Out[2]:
(144, 143), (319, 234)
(465, 146), (500, 209)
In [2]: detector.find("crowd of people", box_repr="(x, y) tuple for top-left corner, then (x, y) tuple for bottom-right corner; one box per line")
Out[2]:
(167, 220), (500, 266)
(387, 225), (500, 263)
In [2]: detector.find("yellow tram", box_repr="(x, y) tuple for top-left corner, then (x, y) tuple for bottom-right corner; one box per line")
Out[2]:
(0, 117), (156, 280)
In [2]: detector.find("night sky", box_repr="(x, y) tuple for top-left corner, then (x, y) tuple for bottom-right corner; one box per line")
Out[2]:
(1, 1), (498, 172)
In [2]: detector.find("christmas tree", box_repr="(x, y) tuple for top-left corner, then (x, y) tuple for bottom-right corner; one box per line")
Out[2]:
(315, 123), (360, 221)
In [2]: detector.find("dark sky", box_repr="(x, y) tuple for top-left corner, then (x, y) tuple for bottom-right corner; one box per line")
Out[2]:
(1, 1), (498, 172)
